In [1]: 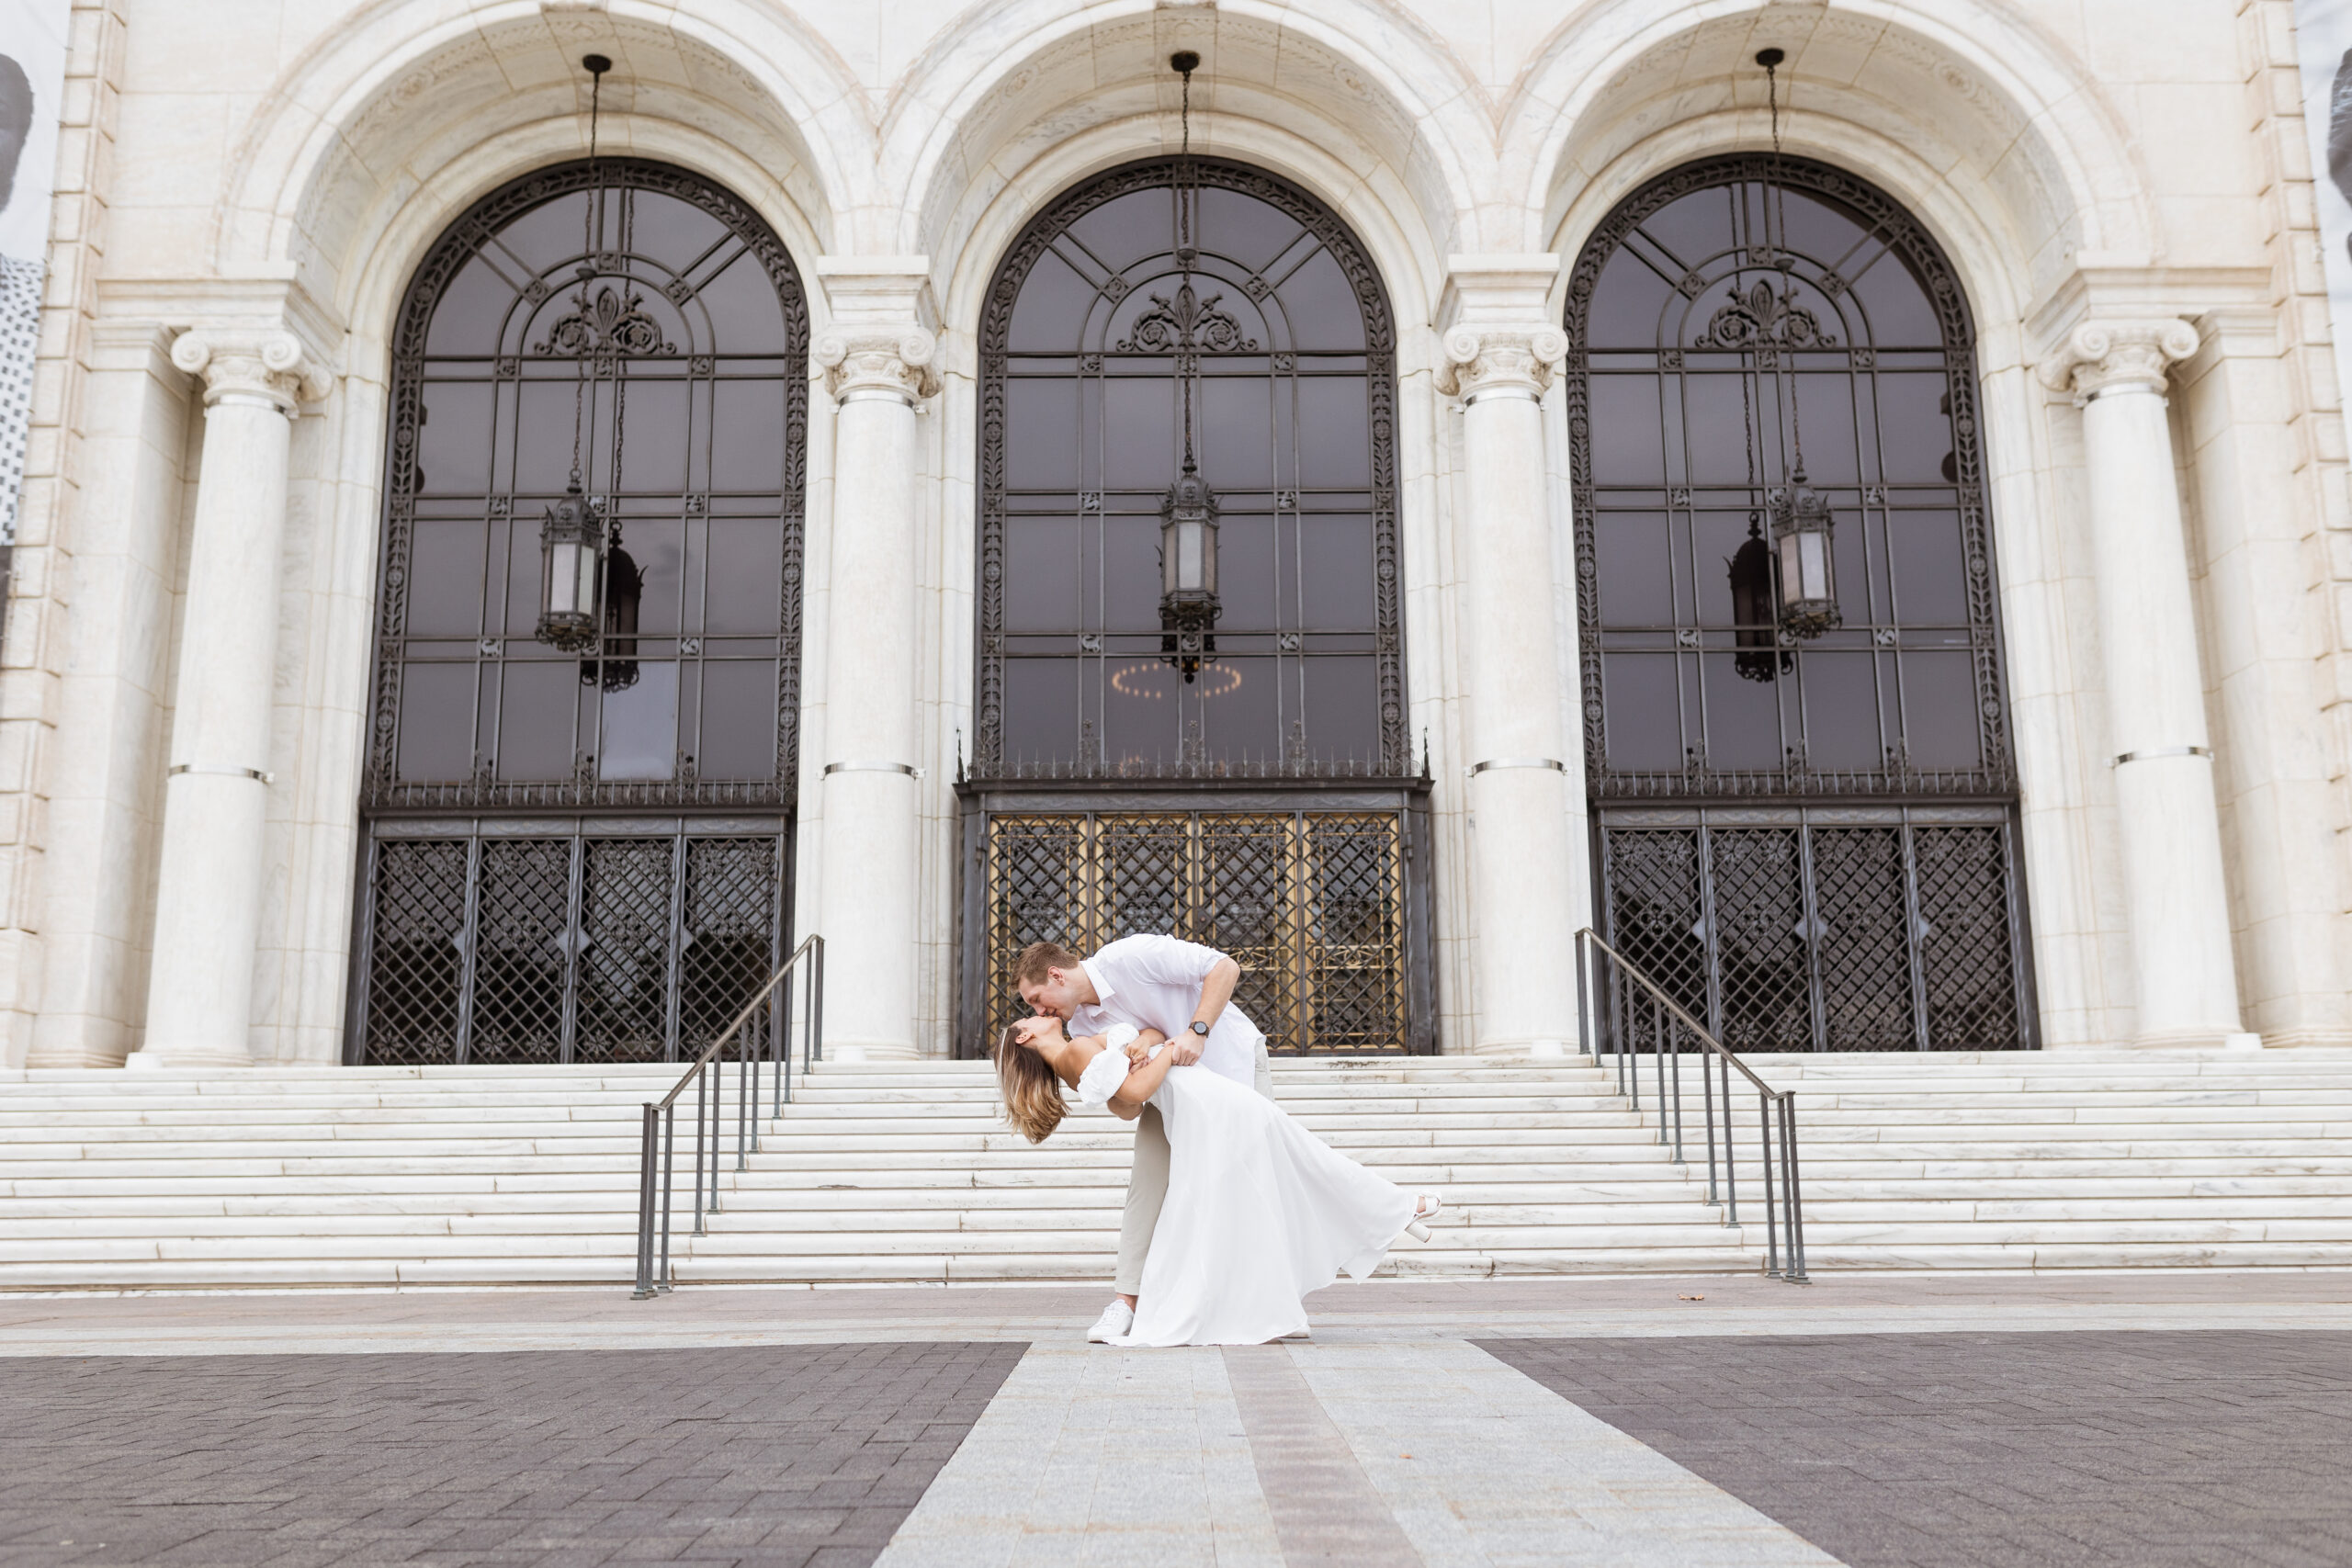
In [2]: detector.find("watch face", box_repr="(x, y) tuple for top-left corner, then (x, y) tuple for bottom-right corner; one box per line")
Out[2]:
(1191, 1021), (1211, 1035)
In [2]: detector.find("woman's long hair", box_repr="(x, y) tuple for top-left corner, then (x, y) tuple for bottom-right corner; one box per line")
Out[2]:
(993, 1024), (1067, 1144)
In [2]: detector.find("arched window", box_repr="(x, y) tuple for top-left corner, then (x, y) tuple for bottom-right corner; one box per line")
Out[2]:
(352, 159), (808, 1065)
(964, 158), (1429, 1054)
(1566, 154), (2031, 1050)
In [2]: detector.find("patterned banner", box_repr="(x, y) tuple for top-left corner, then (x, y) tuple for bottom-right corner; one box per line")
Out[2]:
(0, 0), (69, 550)
(2297, 1), (2352, 459)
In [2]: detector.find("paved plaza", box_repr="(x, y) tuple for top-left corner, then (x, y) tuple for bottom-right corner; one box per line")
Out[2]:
(1, 1275), (2348, 1567)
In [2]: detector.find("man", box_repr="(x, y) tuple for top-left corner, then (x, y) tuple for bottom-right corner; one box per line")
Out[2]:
(1012, 933), (1272, 1343)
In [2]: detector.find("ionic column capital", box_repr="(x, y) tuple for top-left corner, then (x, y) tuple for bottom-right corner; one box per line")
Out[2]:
(169, 330), (331, 413)
(1435, 326), (1568, 401)
(816, 329), (940, 404)
(2036, 318), (2200, 404)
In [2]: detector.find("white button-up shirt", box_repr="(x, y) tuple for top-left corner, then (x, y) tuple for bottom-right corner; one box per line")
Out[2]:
(1069, 934), (1263, 1089)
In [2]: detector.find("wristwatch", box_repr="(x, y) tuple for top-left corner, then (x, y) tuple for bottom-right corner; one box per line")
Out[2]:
(1189, 1021), (1211, 1037)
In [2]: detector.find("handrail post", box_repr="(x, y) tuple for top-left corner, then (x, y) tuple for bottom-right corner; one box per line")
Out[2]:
(1652, 993), (1667, 1151)
(1667, 1003), (1683, 1164)
(1575, 934), (1591, 1063)
(707, 1056), (722, 1214)
(692, 1066), (707, 1233)
(1721, 1051), (1737, 1226)
(1781, 1093), (1808, 1283)
(1760, 1089), (1781, 1279)
(812, 934), (826, 1063)
(630, 1103), (659, 1299)
(736, 1030), (751, 1172)
(658, 1102), (675, 1292)
(1701, 1018), (1719, 1208)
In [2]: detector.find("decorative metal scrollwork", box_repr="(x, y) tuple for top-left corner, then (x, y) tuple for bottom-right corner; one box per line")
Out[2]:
(1117, 279), (1258, 354)
(536, 283), (675, 358)
(1694, 278), (1837, 351)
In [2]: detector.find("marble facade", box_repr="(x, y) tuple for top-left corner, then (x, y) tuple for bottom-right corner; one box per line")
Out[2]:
(4, 0), (2347, 1066)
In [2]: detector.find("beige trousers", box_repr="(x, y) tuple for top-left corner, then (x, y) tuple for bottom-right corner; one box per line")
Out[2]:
(1114, 1036), (1273, 1297)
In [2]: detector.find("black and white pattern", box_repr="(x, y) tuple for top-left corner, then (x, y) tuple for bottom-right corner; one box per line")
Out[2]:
(0, 254), (41, 546)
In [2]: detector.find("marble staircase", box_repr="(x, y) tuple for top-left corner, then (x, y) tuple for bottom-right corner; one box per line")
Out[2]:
(2, 1049), (2349, 1291)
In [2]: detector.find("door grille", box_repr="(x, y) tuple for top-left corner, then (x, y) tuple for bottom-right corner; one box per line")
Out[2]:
(978, 809), (1409, 1053)
(1599, 807), (2029, 1051)
(354, 824), (781, 1065)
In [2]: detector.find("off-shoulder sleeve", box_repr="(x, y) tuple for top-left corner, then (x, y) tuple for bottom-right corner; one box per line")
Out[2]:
(1076, 1044), (1133, 1109)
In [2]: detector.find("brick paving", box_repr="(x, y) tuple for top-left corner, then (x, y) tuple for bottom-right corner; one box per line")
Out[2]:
(1480, 1330), (2352, 1568)
(0, 1342), (1023, 1568)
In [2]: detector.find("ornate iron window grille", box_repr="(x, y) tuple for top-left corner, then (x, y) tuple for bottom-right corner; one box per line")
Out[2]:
(1565, 152), (2016, 802)
(973, 156), (1407, 781)
(367, 158), (810, 813)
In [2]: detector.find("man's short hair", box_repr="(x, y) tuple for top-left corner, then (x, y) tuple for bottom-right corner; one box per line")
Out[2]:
(1012, 941), (1082, 990)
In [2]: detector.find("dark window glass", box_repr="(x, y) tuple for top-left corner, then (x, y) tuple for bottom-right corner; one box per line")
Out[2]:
(1568, 154), (2014, 797)
(976, 159), (1404, 777)
(367, 160), (808, 810)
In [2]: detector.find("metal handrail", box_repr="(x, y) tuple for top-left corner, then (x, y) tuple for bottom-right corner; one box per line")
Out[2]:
(1575, 928), (1807, 1281)
(630, 933), (824, 1298)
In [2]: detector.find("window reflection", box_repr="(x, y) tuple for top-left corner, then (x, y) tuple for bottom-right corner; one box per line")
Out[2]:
(978, 160), (1401, 775)
(1569, 156), (2012, 795)
(369, 161), (807, 809)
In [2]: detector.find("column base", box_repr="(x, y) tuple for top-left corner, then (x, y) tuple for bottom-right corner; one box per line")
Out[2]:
(1468, 1036), (1578, 1062)
(127, 1044), (254, 1071)
(820, 1040), (922, 1065)
(2131, 1028), (2260, 1052)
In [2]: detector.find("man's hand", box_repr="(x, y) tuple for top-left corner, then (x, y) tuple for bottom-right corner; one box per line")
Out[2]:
(1167, 1032), (1203, 1066)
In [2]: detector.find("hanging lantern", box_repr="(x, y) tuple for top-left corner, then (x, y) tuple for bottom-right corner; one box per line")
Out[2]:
(583, 540), (641, 692)
(1159, 457), (1220, 682)
(1769, 468), (1839, 637)
(1729, 514), (1788, 682)
(1154, 50), (1221, 686)
(537, 484), (602, 652)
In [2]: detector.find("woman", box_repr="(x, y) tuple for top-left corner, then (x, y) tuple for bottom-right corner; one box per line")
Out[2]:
(995, 1018), (1442, 1347)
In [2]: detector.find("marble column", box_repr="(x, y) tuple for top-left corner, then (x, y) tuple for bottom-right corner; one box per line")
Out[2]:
(812, 329), (937, 1061)
(133, 332), (319, 1068)
(2041, 320), (2247, 1045)
(1439, 326), (1582, 1055)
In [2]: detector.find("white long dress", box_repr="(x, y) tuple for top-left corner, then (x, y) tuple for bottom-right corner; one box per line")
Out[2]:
(1077, 1036), (1417, 1347)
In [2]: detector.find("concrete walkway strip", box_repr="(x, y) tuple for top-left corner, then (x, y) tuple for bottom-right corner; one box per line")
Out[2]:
(874, 1342), (1283, 1568)
(1293, 1339), (1845, 1568)
(1223, 1344), (1426, 1568)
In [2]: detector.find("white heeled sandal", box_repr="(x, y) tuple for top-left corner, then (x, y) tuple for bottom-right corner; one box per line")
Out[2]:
(1403, 1192), (1443, 1243)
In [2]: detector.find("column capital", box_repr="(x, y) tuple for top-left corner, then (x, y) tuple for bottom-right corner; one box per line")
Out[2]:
(2035, 318), (2200, 404)
(1435, 326), (1569, 400)
(168, 330), (330, 412)
(816, 329), (941, 404)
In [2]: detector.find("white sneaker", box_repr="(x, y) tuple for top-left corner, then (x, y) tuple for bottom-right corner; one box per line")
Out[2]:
(1086, 1299), (1135, 1343)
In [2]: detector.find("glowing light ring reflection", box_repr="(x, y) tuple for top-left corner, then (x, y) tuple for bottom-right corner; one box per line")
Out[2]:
(1108, 660), (1243, 699)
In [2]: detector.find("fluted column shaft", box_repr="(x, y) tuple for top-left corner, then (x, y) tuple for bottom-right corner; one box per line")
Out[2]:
(135, 333), (318, 1068)
(813, 330), (937, 1061)
(2042, 320), (2245, 1044)
(1442, 326), (1580, 1055)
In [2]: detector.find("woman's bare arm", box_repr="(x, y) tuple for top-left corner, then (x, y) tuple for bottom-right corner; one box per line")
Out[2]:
(1107, 1028), (1174, 1116)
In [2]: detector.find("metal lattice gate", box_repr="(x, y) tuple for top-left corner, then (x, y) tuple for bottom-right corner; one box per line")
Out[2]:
(1598, 806), (2030, 1051)
(974, 809), (1418, 1054)
(352, 822), (783, 1065)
